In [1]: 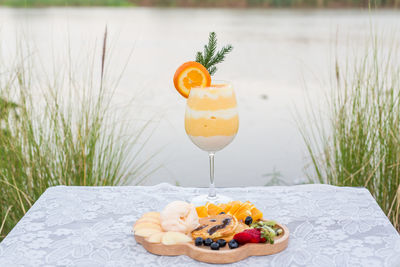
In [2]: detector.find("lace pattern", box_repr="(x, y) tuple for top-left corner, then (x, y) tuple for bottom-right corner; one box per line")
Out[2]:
(0, 183), (399, 267)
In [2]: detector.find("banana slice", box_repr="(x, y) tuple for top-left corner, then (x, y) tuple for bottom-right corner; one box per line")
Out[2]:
(134, 228), (162, 237)
(161, 231), (192, 245)
(147, 232), (166, 243)
(134, 222), (162, 232)
(142, 212), (161, 219)
(135, 217), (161, 225)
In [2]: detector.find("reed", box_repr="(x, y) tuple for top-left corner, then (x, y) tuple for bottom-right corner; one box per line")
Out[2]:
(0, 30), (154, 240)
(300, 32), (400, 231)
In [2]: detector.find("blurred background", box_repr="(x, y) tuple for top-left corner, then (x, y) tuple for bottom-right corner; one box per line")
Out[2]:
(1, 0), (400, 8)
(0, 1), (399, 188)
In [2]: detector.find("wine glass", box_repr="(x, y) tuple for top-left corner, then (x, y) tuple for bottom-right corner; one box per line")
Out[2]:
(185, 81), (239, 205)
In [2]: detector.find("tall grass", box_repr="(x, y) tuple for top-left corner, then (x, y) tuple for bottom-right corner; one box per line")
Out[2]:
(0, 30), (154, 240)
(0, 0), (133, 6)
(300, 32), (400, 231)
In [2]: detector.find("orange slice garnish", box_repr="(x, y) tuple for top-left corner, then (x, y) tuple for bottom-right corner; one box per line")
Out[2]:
(250, 206), (263, 221)
(173, 61), (211, 98)
(218, 203), (232, 214)
(207, 203), (223, 215)
(196, 206), (209, 218)
(234, 209), (252, 221)
(233, 201), (254, 221)
(234, 201), (253, 214)
(227, 201), (243, 215)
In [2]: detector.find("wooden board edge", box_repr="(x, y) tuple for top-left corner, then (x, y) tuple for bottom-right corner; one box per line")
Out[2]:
(133, 221), (289, 264)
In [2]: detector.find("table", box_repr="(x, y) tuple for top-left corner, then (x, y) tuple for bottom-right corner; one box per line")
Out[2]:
(0, 183), (399, 266)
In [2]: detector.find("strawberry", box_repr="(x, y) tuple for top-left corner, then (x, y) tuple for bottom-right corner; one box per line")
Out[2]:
(233, 229), (262, 244)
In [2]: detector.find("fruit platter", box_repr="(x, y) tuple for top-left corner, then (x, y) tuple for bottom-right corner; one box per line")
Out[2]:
(133, 201), (289, 264)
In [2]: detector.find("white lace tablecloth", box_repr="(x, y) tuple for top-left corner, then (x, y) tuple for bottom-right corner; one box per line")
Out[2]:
(0, 183), (399, 267)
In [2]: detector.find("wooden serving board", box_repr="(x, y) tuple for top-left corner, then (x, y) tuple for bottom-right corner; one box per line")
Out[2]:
(134, 221), (289, 264)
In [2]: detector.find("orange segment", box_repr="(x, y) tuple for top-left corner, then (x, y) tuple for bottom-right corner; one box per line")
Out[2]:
(218, 203), (232, 214)
(251, 206), (263, 221)
(234, 209), (252, 221)
(200, 201), (263, 221)
(233, 201), (254, 221)
(196, 206), (208, 218)
(227, 201), (242, 215)
(173, 61), (211, 98)
(206, 203), (223, 215)
(218, 203), (227, 210)
(235, 201), (253, 214)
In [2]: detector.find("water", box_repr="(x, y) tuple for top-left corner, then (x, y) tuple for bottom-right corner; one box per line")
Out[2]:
(0, 7), (399, 187)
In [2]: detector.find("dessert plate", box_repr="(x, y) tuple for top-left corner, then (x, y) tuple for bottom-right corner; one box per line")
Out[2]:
(134, 220), (289, 264)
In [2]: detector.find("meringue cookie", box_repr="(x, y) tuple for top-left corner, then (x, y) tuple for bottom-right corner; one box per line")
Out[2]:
(160, 201), (200, 234)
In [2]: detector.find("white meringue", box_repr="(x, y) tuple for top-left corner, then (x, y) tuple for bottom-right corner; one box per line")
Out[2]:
(160, 201), (200, 234)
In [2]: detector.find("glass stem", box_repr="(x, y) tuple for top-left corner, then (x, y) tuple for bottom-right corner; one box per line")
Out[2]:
(208, 152), (216, 199)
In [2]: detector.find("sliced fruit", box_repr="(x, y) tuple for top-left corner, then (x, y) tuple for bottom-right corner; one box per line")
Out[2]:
(227, 201), (242, 215)
(207, 203), (223, 216)
(233, 201), (254, 221)
(196, 205), (208, 218)
(218, 203), (232, 214)
(161, 231), (192, 245)
(135, 217), (160, 225)
(134, 222), (162, 232)
(134, 228), (162, 237)
(233, 229), (262, 244)
(250, 207), (263, 221)
(234, 201), (253, 214)
(173, 61), (211, 98)
(234, 209), (252, 221)
(142, 212), (161, 219)
(147, 232), (166, 243)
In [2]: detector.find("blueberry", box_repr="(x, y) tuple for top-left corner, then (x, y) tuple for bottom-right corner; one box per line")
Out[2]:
(195, 237), (203, 246)
(219, 211), (226, 214)
(217, 239), (226, 247)
(210, 242), (220, 250)
(245, 216), (253, 225)
(228, 239), (239, 249)
(203, 238), (213, 246)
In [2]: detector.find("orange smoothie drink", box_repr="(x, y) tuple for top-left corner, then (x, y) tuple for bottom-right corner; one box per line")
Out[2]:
(185, 82), (239, 152)
(172, 32), (235, 203)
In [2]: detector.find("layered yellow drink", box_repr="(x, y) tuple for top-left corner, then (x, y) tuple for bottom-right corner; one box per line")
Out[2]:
(185, 83), (239, 152)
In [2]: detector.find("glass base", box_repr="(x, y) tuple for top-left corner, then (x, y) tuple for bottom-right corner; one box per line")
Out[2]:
(190, 194), (232, 206)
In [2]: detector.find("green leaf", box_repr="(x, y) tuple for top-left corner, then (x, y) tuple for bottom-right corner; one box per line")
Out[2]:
(203, 32), (217, 68)
(195, 32), (233, 76)
(208, 66), (217, 76)
(195, 52), (204, 64)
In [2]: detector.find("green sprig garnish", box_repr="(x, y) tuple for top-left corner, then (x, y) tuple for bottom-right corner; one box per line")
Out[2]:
(195, 32), (233, 76)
